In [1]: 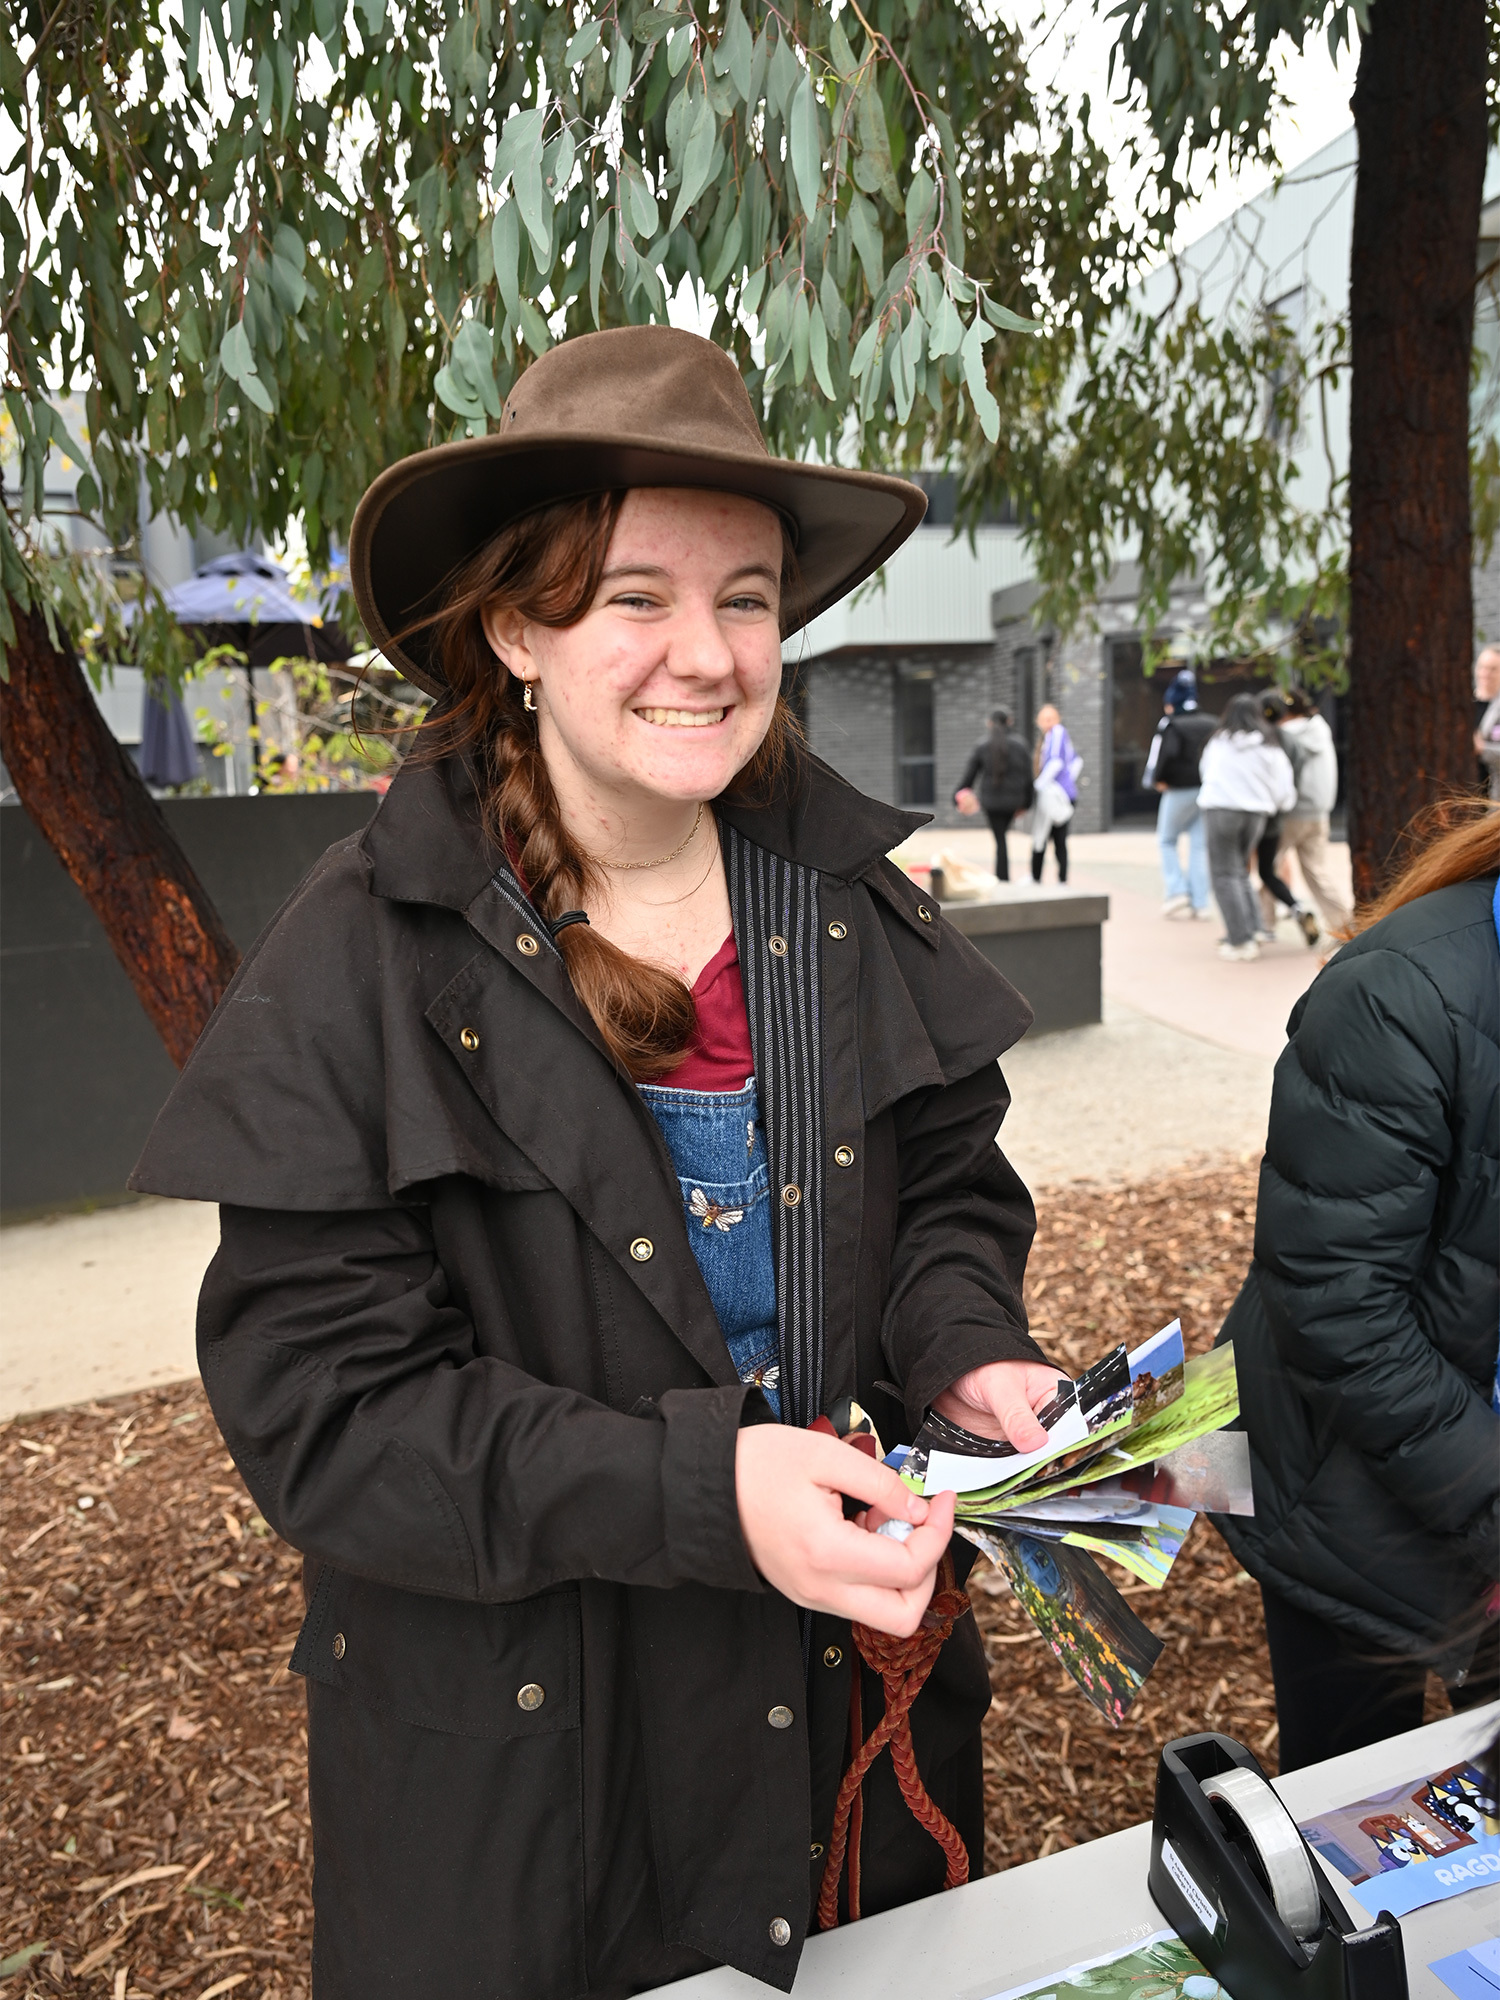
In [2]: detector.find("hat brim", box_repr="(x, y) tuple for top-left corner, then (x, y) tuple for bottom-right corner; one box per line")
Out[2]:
(348, 431), (927, 695)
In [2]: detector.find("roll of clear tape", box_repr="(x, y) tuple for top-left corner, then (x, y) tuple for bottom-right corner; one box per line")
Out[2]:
(1200, 1767), (1324, 1944)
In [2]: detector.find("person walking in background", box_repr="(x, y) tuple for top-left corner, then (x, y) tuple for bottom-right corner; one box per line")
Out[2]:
(1142, 667), (1216, 920)
(1197, 693), (1296, 960)
(954, 707), (1034, 880)
(1255, 693), (1319, 948)
(1215, 800), (1499, 1769)
(1276, 686), (1353, 940)
(1030, 703), (1079, 884)
(1475, 644), (1500, 799)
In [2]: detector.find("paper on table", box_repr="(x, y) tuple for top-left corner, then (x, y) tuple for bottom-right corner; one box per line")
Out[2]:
(1430, 1940), (1500, 2000)
(979, 1926), (1231, 2000)
(1298, 1760), (1500, 1922)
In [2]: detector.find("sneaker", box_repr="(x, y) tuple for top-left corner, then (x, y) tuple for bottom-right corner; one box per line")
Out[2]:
(1190, 905), (1213, 921)
(1218, 940), (1260, 961)
(1161, 894), (1191, 918)
(1297, 906), (1320, 947)
(1256, 929), (1276, 945)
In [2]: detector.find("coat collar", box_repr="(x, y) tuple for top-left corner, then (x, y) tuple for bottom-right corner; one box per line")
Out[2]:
(360, 743), (929, 911)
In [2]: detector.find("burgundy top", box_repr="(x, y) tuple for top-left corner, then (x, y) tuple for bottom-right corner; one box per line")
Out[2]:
(663, 932), (754, 1092)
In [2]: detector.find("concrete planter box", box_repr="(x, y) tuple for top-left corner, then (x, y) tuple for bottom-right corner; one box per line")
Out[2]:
(937, 885), (1108, 1035)
(1, 795), (379, 1218)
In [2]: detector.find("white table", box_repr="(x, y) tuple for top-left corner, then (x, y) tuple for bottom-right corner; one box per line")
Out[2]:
(651, 1703), (1500, 1999)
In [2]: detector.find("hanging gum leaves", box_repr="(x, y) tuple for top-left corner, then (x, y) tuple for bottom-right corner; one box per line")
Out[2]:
(3, 0), (1062, 676)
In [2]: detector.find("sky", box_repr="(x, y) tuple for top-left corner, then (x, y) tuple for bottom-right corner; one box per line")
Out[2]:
(1013, 0), (1362, 258)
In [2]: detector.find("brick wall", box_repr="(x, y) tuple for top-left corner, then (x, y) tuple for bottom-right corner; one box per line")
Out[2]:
(804, 655), (896, 806)
(804, 646), (999, 829)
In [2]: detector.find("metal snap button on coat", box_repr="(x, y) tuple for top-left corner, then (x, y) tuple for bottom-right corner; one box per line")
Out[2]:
(331, 1633), (346, 1661)
(769, 1917), (792, 1947)
(629, 1237), (654, 1262)
(822, 1645), (842, 1668)
(916, 904), (934, 923)
(833, 1146), (855, 1168)
(516, 933), (541, 956)
(767, 1704), (794, 1729)
(459, 1028), (480, 1052)
(780, 1184), (801, 1207)
(827, 921), (847, 940)
(517, 1683), (545, 1711)
(768, 935), (788, 956)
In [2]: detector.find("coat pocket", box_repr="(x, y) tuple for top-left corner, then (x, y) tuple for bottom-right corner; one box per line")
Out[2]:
(292, 1566), (580, 1739)
(293, 1571), (587, 2000)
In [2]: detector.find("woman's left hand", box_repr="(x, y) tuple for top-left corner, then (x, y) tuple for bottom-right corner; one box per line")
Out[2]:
(931, 1360), (1071, 1453)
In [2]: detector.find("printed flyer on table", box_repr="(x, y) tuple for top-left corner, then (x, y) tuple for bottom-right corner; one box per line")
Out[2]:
(1298, 1759), (1499, 1921)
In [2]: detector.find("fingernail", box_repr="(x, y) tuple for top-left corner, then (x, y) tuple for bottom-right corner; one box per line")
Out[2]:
(907, 1494), (928, 1522)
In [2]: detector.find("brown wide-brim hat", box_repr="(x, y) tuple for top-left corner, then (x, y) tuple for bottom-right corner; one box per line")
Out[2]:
(349, 324), (927, 695)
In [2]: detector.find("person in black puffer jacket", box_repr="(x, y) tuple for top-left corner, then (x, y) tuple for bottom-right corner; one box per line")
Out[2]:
(1215, 800), (1500, 1770)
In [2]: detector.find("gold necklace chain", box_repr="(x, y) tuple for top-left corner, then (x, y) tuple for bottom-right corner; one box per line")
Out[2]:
(591, 800), (704, 872)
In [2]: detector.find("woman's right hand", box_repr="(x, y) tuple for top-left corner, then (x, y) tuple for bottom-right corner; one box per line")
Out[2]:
(735, 1424), (956, 1636)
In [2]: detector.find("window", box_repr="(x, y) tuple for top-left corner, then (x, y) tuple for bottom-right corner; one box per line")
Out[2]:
(895, 664), (936, 806)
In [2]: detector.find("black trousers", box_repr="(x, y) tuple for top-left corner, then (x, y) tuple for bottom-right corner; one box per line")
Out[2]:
(1257, 821), (1296, 910)
(1261, 1588), (1500, 1773)
(984, 810), (1014, 880)
(1031, 823), (1068, 883)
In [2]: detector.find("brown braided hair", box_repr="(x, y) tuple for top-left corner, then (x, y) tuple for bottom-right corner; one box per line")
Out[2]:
(413, 491), (803, 1081)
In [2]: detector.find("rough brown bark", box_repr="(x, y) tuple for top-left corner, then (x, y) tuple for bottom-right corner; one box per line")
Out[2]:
(0, 595), (240, 1067)
(1346, 0), (1488, 904)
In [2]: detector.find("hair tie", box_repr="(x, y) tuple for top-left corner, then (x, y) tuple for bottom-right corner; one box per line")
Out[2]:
(549, 910), (590, 936)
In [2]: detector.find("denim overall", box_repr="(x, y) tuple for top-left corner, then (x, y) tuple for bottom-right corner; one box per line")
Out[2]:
(637, 1075), (782, 1418)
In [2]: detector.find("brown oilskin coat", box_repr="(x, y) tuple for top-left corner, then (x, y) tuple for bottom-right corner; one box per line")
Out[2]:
(131, 747), (1042, 1999)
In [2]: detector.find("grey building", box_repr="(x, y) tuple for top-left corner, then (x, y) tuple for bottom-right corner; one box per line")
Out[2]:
(801, 129), (1500, 835)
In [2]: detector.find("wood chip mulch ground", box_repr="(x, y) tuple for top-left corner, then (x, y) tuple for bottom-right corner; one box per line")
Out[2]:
(1, 1161), (1453, 1991)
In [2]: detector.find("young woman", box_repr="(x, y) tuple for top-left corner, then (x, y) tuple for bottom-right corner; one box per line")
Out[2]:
(1196, 692), (1297, 960)
(131, 326), (1063, 1999)
(1029, 703), (1079, 884)
(1217, 800), (1499, 1768)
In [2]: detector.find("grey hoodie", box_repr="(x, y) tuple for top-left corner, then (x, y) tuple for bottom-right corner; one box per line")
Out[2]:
(1280, 712), (1339, 816)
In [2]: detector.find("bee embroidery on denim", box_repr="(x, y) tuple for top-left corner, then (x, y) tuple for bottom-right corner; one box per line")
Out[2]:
(743, 1360), (781, 1392)
(688, 1188), (745, 1232)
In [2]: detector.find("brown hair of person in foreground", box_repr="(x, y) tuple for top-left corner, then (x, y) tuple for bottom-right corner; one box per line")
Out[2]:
(1356, 797), (1500, 932)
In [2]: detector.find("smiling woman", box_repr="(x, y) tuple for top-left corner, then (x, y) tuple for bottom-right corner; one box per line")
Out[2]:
(129, 325), (1067, 2000)
(419, 485), (800, 1078)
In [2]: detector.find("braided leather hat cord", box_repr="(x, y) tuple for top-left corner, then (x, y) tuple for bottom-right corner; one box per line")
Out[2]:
(816, 1554), (973, 1929)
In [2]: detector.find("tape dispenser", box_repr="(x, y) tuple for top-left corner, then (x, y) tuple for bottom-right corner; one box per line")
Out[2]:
(1148, 1732), (1408, 2000)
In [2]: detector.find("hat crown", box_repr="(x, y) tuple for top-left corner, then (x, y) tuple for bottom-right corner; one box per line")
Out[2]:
(500, 324), (769, 460)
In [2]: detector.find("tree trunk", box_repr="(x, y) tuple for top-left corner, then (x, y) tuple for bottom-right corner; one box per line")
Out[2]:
(1346, 0), (1487, 904)
(1, 595), (240, 1068)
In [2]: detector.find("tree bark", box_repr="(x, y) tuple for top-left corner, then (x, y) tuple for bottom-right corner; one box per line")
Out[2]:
(1346, 0), (1488, 904)
(1, 595), (240, 1068)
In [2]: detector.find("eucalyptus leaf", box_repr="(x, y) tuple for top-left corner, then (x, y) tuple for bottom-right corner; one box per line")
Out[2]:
(668, 91), (717, 231)
(666, 25), (693, 76)
(848, 191), (884, 294)
(610, 36), (633, 101)
(492, 202), (521, 320)
(494, 106), (545, 194)
(789, 75), (822, 222)
(565, 18), (602, 67)
(808, 299), (835, 398)
(983, 297), (1042, 333)
(717, 4), (752, 98)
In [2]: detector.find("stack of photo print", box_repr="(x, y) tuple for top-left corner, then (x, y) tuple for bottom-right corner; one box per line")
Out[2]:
(889, 1324), (1251, 1724)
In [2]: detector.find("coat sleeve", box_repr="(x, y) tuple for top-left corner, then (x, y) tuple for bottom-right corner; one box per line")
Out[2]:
(954, 742), (984, 799)
(197, 1203), (768, 1603)
(1253, 947), (1499, 1556)
(882, 1061), (1044, 1427)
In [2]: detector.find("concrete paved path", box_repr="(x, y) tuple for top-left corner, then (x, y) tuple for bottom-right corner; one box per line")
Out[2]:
(2, 826), (1346, 1420)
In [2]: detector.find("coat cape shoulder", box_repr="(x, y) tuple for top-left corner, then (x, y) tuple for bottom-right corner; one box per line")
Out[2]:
(131, 747), (1033, 1211)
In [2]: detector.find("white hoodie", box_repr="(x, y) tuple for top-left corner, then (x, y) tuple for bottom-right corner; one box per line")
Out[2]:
(1196, 731), (1297, 816)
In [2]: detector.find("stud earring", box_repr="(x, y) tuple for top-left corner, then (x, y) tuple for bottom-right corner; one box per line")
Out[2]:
(522, 681), (537, 713)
